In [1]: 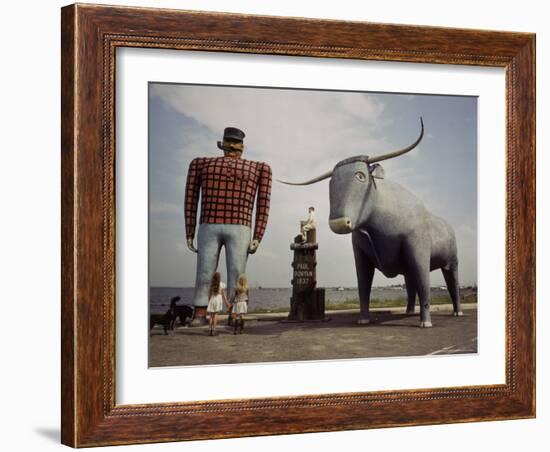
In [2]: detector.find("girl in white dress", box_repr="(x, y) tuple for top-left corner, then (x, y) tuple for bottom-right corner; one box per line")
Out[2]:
(230, 274), (249, 334)
(207, 272), (229, 336)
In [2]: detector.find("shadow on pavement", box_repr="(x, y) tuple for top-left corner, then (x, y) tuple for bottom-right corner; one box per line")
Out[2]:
(167, 312), (462, 337)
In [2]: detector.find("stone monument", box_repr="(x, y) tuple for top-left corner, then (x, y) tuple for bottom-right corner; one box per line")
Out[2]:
(288, 208), (326, 321)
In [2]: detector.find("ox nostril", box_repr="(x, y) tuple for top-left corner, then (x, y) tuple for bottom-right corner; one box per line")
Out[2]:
(329, 217), (353, 234)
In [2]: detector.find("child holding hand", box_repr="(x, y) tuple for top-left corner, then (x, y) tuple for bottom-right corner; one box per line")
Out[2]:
(206, 272), (230, 336)
(230, 274), (249, 334)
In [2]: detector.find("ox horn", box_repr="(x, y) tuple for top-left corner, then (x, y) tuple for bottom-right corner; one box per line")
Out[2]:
(277, 117), (423, 185)
(277, 170), (333, 186)
(367, 117), (424, 164)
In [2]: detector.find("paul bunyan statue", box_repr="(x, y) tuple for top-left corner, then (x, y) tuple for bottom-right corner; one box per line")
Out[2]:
(185, 127), (272, 324)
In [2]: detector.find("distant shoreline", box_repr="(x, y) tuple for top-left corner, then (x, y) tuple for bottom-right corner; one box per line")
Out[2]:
(253, 293), (478, 314)
(150, 286), (478, 290)
(150, 286), (477, 314)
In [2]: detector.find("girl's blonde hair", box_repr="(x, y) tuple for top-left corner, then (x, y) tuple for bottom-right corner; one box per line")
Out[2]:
(236, 274), (248, 294)
(208, 272), (221, 300)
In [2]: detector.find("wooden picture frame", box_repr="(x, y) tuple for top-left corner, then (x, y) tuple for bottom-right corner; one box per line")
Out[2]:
(61, 3), (535, 447)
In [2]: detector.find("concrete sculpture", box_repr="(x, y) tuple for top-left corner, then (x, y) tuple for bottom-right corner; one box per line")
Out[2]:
(185, 127), (272, 323)
(279, 118), (462, 327)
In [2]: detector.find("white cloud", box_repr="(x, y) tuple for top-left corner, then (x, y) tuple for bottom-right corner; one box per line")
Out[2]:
(150, 84), (390, 178)
(149, 84), (477, 288)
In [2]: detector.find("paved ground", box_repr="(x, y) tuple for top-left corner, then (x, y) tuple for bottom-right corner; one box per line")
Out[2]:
(148, 304), (477, 367)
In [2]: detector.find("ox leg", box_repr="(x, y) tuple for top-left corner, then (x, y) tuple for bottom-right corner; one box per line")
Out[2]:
(442, 266), (463, 316)
(416, 270), (432, 328)
(352, 237), (375, 325)
(404, 273), (417, 315)
(405, 241), (432, 328)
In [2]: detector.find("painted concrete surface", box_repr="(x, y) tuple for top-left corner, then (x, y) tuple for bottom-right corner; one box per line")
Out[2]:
(149, 305), (477, 367)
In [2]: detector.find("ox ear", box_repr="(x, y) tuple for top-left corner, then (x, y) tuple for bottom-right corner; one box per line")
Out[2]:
(369, 163), (385, 179)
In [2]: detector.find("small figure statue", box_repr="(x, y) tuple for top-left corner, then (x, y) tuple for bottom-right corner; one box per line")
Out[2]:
(299, 206), (317, 243)
(289, 207), (325, 322)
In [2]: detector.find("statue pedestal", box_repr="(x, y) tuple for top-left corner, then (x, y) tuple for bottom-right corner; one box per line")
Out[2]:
(190, 306), (208, 326)
(287, 237), (327, 322)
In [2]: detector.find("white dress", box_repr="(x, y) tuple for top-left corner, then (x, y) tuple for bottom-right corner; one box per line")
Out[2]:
(232, 290), (248, 314)
(207, 282), (226, 313)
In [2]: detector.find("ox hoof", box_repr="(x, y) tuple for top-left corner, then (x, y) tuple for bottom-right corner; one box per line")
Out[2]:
(419, 321), (433, 328)
(357, 318), (371, 325)
(453, 311), (464, 317)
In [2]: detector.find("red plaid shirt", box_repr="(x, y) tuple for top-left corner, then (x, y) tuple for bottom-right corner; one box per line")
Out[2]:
(185, 156), (272, 242)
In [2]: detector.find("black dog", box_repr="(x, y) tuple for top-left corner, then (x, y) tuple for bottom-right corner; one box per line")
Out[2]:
(150, 305), (175, 336)
(169, 297), (194, 329)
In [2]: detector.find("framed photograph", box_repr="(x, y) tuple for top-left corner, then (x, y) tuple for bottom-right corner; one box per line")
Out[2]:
(61, 3), (535, 447)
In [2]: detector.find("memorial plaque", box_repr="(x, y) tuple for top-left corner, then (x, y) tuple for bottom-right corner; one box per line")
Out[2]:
(294, 259), (314, 288)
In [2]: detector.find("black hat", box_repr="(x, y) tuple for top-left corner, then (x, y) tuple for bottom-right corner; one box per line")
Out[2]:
(217, 127), (245, 151)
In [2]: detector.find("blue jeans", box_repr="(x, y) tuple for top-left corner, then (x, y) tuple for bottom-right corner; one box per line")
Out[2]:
(193, 224), (251, 308)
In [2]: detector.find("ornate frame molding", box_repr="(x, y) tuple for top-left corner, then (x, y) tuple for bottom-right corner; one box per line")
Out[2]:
(61, 4), (535, 447)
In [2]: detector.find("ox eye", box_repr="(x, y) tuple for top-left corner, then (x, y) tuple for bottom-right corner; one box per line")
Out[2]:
(355, 171), (367, 182)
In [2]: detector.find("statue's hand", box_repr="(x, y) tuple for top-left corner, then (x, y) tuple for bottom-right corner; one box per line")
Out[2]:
(187, 238), (198, 253)
(248, 239), (260, 254)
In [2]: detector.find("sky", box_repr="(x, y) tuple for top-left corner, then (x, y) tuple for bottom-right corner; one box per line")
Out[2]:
(149, 83), (477, 288)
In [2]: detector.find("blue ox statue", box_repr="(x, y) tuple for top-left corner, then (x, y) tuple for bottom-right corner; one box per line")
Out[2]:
(279, 118), (462, 328)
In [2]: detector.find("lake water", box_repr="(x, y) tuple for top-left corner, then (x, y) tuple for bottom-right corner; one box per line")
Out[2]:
(149, 286), (471, 314)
